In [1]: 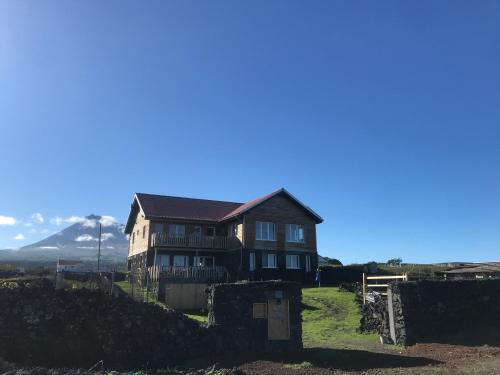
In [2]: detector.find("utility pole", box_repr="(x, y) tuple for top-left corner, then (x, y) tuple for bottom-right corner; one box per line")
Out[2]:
(97, 222), (102, 273)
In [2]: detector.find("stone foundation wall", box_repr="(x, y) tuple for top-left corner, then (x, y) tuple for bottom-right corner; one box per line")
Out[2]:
(207, 281), (302, 352)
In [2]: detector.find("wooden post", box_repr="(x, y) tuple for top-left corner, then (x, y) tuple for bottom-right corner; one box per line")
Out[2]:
(362, 273), (367, 305)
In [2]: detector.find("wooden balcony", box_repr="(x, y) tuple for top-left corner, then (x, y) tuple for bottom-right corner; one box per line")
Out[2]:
(151, 232), (229, 249)
(149, 265), (228, 283)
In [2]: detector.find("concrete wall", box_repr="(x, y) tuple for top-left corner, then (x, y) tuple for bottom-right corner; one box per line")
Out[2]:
(164, 283), (208, 310)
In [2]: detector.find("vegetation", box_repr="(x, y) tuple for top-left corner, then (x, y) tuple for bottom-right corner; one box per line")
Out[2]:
(386, 258), (403, 266)
(301, 286), (378, 349)
(378, 263), (452, 279)
(114, 281), (208, 323)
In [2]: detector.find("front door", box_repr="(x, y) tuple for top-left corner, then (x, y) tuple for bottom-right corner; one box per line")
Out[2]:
(267, 299), (290, 340)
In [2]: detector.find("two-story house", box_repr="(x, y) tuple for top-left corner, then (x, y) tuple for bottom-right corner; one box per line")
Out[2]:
(125, 188), (323, 283)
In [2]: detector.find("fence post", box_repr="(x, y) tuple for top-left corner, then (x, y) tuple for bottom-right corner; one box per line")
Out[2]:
(362, 273), (366, 305)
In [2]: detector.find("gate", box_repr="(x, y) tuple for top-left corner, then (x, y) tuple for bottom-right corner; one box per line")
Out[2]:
(267, 299), (290, 340)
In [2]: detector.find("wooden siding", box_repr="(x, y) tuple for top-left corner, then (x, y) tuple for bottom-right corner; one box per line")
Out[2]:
(242, 194), (317, 252)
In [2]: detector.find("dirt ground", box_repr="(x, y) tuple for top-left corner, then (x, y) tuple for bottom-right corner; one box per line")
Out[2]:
(187, 342), (500, 375)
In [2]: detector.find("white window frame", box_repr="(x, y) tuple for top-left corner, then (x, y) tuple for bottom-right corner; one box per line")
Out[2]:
(305, 255), (311, 272)
(249, 252), (256, 271)
(169, 224), (185, 237)
(262, 253), (277, 269)
(285, 224), (305, 243)
(286, 254), (301, 269)
(173, 255), (188, 267)
(256, 221), (275, 241)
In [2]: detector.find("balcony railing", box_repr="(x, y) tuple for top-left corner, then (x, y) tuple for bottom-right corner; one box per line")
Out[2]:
(149, 265), (228, 283)
(151, 232), (229, 249)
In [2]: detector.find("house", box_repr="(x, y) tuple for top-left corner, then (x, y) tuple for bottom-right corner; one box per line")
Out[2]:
(56, 259), (86, 273)
(125, 188), (323, 284)
(443, 262), (500, 280)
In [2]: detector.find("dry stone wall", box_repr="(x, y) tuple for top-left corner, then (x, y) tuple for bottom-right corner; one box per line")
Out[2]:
(207, 281), (302, 352)
(361, 279), (500, 346)
(0, 279), (209, 370)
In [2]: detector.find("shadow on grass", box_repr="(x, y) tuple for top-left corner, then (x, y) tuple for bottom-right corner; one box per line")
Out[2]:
(301, 302), (320, 311)
(185, 347), (442, 371)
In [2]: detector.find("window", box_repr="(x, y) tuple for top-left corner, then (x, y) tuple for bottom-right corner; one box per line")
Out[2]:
(132, 232), (135, 244)
(256, 221), (275, 241)
(285, 224), (305, 243)
(206, 226), (216, 237)
(142, 225), (146, 239)
(286, 254), (300, 269)
(154, 223), (164, 233)
(169, 224), (185, 237)
(229, 223), (237, 237)
(262, 253), (277, 268)
(173, 255), (188, 267)
(156, 255), (170, 270)
(249, 252), (256, 271)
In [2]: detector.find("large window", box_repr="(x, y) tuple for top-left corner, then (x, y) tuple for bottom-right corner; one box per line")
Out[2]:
(285, 224), (305, 243)
(173, 255), (188, 267)
(154, 223), (164, 233)
(286, 254), (300, 269)
(256, 221), (275, 241)
(262, 253), (277, 269)
(156, 255), (170, 270)
(169, 224), (185, 237)
(249, 252), (256, 271)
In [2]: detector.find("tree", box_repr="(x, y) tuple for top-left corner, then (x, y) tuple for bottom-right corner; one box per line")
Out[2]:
(387, 258), (402, 267)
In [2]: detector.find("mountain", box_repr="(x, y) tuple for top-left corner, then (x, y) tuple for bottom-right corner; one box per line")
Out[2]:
(0, 215), (128, 265)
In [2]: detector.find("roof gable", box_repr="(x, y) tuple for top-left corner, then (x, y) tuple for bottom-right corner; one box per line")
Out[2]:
(220, 188), (323, 223)
(124, 188), (322, 234)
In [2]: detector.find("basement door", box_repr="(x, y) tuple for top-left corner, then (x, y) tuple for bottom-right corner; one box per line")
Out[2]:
(267, 299), (290, 340)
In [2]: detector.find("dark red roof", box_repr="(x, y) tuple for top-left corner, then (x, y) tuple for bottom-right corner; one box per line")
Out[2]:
(136, 193), (243, 221)
(125, 188), (323, 234)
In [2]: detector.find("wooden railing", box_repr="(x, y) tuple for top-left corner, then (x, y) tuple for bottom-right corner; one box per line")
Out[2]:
(148, 265), (228, 283)
(362, 273), (408, 304)
(151, 232), (229, 249)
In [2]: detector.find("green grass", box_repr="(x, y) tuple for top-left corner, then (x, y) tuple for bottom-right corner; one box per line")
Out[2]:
(302, 286), (378, 349)
(114, 281), (208, 323)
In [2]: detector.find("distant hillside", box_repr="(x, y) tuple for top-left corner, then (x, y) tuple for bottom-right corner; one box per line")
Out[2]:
(0, 215), (128, 264)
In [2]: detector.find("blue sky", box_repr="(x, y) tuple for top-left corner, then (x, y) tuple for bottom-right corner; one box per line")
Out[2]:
(0, 1), (499, 263)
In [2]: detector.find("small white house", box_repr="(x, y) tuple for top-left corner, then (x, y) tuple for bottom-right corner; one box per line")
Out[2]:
(56, 259), (85, 273)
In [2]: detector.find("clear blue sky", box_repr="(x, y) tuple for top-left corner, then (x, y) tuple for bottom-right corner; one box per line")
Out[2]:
(0, 0), (499, 263)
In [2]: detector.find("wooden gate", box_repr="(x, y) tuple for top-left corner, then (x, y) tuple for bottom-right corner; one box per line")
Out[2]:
(267, 299), (290, 340)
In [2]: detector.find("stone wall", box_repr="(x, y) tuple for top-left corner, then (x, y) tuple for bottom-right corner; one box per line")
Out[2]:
(0, 279), (209, 370)
(207, 281), (302, 352)
(361, 279), (500, 346)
